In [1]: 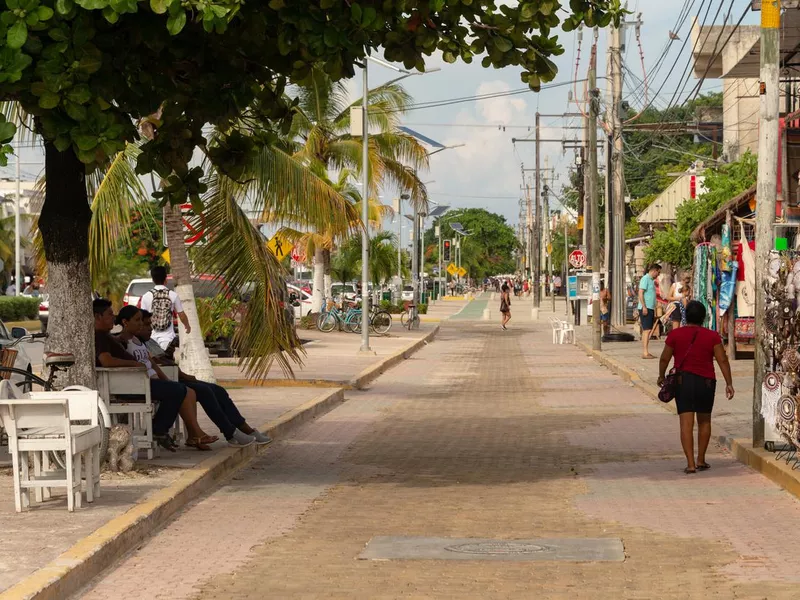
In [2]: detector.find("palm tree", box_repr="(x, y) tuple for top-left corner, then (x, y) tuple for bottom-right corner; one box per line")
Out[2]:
(339, 231), (398, 286)
(284, 68), (429, 312)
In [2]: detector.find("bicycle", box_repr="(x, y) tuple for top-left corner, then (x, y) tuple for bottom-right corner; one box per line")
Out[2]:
(345, 303), (393, 335)
(317, 298), (359, 333)
(401, 303), (420, 331)
(0, 333), (111, 465)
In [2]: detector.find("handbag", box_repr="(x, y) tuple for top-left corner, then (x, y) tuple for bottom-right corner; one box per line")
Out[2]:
(658, 330), (699, 403)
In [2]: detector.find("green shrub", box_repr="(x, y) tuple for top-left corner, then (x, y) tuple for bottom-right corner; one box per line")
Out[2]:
(299, 312), (319, 329)
(418, 303), (428, 315)
(0, 297), (40, 321)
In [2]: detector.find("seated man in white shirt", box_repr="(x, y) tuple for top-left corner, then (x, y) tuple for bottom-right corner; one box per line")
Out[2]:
(139, 266), (191, 351)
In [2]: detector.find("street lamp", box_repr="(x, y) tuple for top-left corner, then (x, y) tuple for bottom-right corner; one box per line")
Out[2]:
(358, 57), (438, 353)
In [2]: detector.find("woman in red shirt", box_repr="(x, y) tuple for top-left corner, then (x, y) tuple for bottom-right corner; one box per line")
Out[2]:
(657, 300), (735, 474)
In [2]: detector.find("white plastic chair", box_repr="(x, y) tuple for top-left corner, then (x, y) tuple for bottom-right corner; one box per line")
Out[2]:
(548, 317), (563, 344)
(0, 394), (102, 512)
(559, 320), (575, 345)
(96, 367), (155, 459)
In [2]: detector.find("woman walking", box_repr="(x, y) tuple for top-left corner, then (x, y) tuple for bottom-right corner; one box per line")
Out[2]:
(657, 301), (735, 474)
(500, 283), (511, 330)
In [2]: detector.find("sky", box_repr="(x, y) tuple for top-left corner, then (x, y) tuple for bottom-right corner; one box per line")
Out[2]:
(1, 0), (762, 232)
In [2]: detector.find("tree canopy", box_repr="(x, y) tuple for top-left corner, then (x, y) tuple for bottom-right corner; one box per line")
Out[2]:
(1, 0), (619, 205)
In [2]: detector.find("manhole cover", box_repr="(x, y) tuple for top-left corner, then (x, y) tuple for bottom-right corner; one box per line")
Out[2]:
(445, 541), (550, 555)
(359, 536), (624, 562)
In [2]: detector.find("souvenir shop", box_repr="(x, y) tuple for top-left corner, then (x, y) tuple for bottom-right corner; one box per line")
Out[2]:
(690, 185), (758, 360)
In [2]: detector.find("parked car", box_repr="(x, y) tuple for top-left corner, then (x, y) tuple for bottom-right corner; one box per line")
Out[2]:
(331, 283), (357, 301)
(287, 284), (314, 317)
(3, 324), (34, 392)
(401, 285), (414, 302)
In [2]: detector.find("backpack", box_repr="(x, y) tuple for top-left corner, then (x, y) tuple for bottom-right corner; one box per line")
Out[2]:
(150, 288), (173, 331)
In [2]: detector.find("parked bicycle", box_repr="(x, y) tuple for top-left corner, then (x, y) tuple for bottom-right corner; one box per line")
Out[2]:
(0, 332), (111, 464)
(344, 301), (393, 335)
(401, 303), (420, 331)
(317, 297), (360, 333)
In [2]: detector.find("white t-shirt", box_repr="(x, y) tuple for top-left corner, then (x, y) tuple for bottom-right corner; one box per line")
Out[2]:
(139, 285), (183, 349)
(125, 337), (157, 379)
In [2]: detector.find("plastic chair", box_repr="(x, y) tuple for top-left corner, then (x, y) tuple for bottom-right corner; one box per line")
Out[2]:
(559, 320), (575, 344)
(548, 317), (563, 344)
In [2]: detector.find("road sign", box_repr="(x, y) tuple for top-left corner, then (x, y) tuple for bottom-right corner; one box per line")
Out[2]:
(161, 249), (170, 264)
(163, 203), (207, 247)
(546, 243), (552, 256)
(291, 248), (306, 263)
(457, 266), (467, 278)
(447, 263), (458, 276)
(568, 249), (586, 269)
(267, 232), (293, 260)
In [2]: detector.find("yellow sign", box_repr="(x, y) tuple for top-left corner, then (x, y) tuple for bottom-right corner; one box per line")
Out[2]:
(546, 243), (552, 256)
(267, 232), (293, 260)
(447, 263), (458, 276)
(457, 266), (467, 278)
(577, 215), (584, 230)
(161, 249), (171, 264)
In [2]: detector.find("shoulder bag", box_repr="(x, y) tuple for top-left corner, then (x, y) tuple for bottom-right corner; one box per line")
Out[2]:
(658, 329), (699, 403)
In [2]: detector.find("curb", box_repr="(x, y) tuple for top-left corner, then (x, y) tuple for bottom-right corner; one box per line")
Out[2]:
(0, 388), (346, 600)
(216, 378), (349, 389)
(350, 326), (440, 390)
(576, 341), (800, 502)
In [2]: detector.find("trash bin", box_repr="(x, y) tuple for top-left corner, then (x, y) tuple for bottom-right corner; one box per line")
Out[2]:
(382, 291), (391, 303)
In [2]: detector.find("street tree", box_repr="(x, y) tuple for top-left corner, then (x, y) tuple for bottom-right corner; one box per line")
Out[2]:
(0, 0), (618, 384)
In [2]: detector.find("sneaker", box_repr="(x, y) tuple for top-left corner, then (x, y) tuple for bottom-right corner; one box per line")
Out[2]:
(227, 429), (255, 448)
(249, 429), (273, 445)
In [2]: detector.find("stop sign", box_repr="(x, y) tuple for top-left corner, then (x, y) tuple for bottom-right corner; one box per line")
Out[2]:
(568, 249), (586, 269)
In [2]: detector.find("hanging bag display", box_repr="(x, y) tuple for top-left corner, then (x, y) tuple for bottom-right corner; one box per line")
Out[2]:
(659, 330), (699, 403)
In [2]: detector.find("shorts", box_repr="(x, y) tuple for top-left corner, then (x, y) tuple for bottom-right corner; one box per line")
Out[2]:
(639, 310), (655, 331)
(669, 302), (683, 322)
(600, 312), (610, 322)
(675, 371), (716, 414)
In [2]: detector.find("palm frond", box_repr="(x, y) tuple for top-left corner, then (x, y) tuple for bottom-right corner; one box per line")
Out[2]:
(194, 192), (302, 379)
(87, 143), (150, 281)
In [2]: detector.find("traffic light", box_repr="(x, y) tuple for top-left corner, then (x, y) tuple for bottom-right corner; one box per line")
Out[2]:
(443, 239), (451, 261)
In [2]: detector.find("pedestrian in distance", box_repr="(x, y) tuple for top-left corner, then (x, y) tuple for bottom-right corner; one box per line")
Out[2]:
(657, 300), (735, 474)
(139, 265), (191, 352)
(638, 263), (661, 359)
(500, 282), (511, 330)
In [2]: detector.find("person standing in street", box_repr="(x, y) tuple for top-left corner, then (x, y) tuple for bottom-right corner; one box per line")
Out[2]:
(553, 274), (562, 296)
(139, 266), (191, 351)
(599, 283), (611, 336)
(638, 263), (661, 359)
(657, 300), (734, 474)
(500, 282), (511, 330)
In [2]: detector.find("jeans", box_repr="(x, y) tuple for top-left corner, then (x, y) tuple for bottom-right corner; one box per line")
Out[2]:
(149, 379), (188, 435)
(185, 381), (245, 439)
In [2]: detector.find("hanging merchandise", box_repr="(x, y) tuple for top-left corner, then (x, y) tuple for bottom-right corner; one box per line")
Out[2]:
(720, 223), (732, 272)
(719, 260), (738, 316)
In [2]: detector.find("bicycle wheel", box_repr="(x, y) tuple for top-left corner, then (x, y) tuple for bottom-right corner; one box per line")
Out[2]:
(371, 310), (392, 335)
(407, 313), (420, 331)
(349, 311), (363, 334)
(400, 312), (409, 326)
(318, 312), (337, 333)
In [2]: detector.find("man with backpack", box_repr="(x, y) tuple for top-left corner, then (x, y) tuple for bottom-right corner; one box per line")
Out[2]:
(139, 266), (191, 351)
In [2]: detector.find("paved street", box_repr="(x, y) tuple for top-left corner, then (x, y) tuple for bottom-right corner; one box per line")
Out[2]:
(79, 313), (800, 599)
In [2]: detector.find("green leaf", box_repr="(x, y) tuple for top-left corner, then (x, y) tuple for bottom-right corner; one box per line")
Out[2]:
(149, 0), (167, 14)
(267, 0), (283, 8)
(350, 3), (361, 22)
(38, 91), (60, 109)
(36, 5), (53, 20)
(6, 0), (20, 10)
(77, 147), (98, 164)
(25, 13), (40, 26)
(361, 5), (375, 26)
(319, 0), (335, 8)
(64, 101), (87, 121)
(55, 0), (73, 14)
(0, 121), (16, 143)
(7, 21), (27, 49)
(492, 36), (512, 53)
(210, 4), (227, 17)
(102, 6), (119, 22)
(73, 133), (98, 151)
(166, 10), (186, 35)
(54, 136), (71, 152)
(66, 84), (92, 104)
(442, 51), (456, 64)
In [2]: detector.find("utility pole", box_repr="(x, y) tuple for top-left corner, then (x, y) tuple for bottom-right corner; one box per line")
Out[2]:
(609, 22), (626, 328)
(588, 34), (602, 352)
(543, 167), (554, 313)
(753, 0), (781, 448)
(533, 111), (541, 317)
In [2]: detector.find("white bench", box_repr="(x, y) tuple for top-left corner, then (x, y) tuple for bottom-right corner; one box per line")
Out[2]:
(96, 367), (155, 459)
(0, 393), (103, 512)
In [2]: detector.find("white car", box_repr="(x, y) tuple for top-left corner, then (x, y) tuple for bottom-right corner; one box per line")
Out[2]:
(287, 284), (314, 317)
(401, 285), (414, 302)
(123, 278), (158, 307)
(331, 283), (357, 301)
(2, 324), (34, 392)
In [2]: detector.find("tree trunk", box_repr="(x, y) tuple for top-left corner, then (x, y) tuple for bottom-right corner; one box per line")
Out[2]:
(323, 249), (332, 301)
(311, 246), (324, 312)
(38, 144), (95, 387)
(163, 204), (216, 382)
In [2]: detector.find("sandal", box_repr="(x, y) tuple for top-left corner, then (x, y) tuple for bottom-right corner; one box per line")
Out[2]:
(684, 467), (696, 474)
(155, 433), (179, 452)
(186, 437), (213, 451)
(198, 434), (219, 445)
(697, 463), (711, 471)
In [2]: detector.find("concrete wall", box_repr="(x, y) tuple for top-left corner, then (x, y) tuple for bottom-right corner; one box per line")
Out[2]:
(723, 78), (760, 161)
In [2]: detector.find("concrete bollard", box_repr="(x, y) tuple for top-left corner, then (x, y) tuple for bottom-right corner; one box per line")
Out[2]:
(531, 307), (539, 320)
(482, 308), (492, 321)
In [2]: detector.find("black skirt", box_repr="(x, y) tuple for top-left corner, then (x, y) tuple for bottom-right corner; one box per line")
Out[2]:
(674, 371), (716, 414)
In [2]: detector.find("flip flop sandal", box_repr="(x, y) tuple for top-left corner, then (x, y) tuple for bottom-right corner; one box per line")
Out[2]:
(697, 463), (711, 471)
(155, 434), (178, 452)
(186, 437), (213, 451)
(684, 467), (696, 474)
(199, 435), (219, 444)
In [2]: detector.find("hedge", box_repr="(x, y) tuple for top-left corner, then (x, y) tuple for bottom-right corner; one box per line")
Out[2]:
(0, 297), (40, 321)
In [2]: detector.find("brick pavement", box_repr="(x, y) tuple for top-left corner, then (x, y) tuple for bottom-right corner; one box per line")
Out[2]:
(81, 317), (800, 599)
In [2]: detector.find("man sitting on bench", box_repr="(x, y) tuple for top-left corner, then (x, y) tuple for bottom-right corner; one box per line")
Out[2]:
(94, 298), (212, 452)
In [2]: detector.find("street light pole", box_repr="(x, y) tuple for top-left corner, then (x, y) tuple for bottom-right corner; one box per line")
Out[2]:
(360, 61), (371, 353)
(15, 155), (21, 296)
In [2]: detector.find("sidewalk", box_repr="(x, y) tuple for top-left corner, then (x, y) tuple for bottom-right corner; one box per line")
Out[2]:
(81, 315), (800, 598)
(0, 301), (469, 598)
(213, 298), (468, 386)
